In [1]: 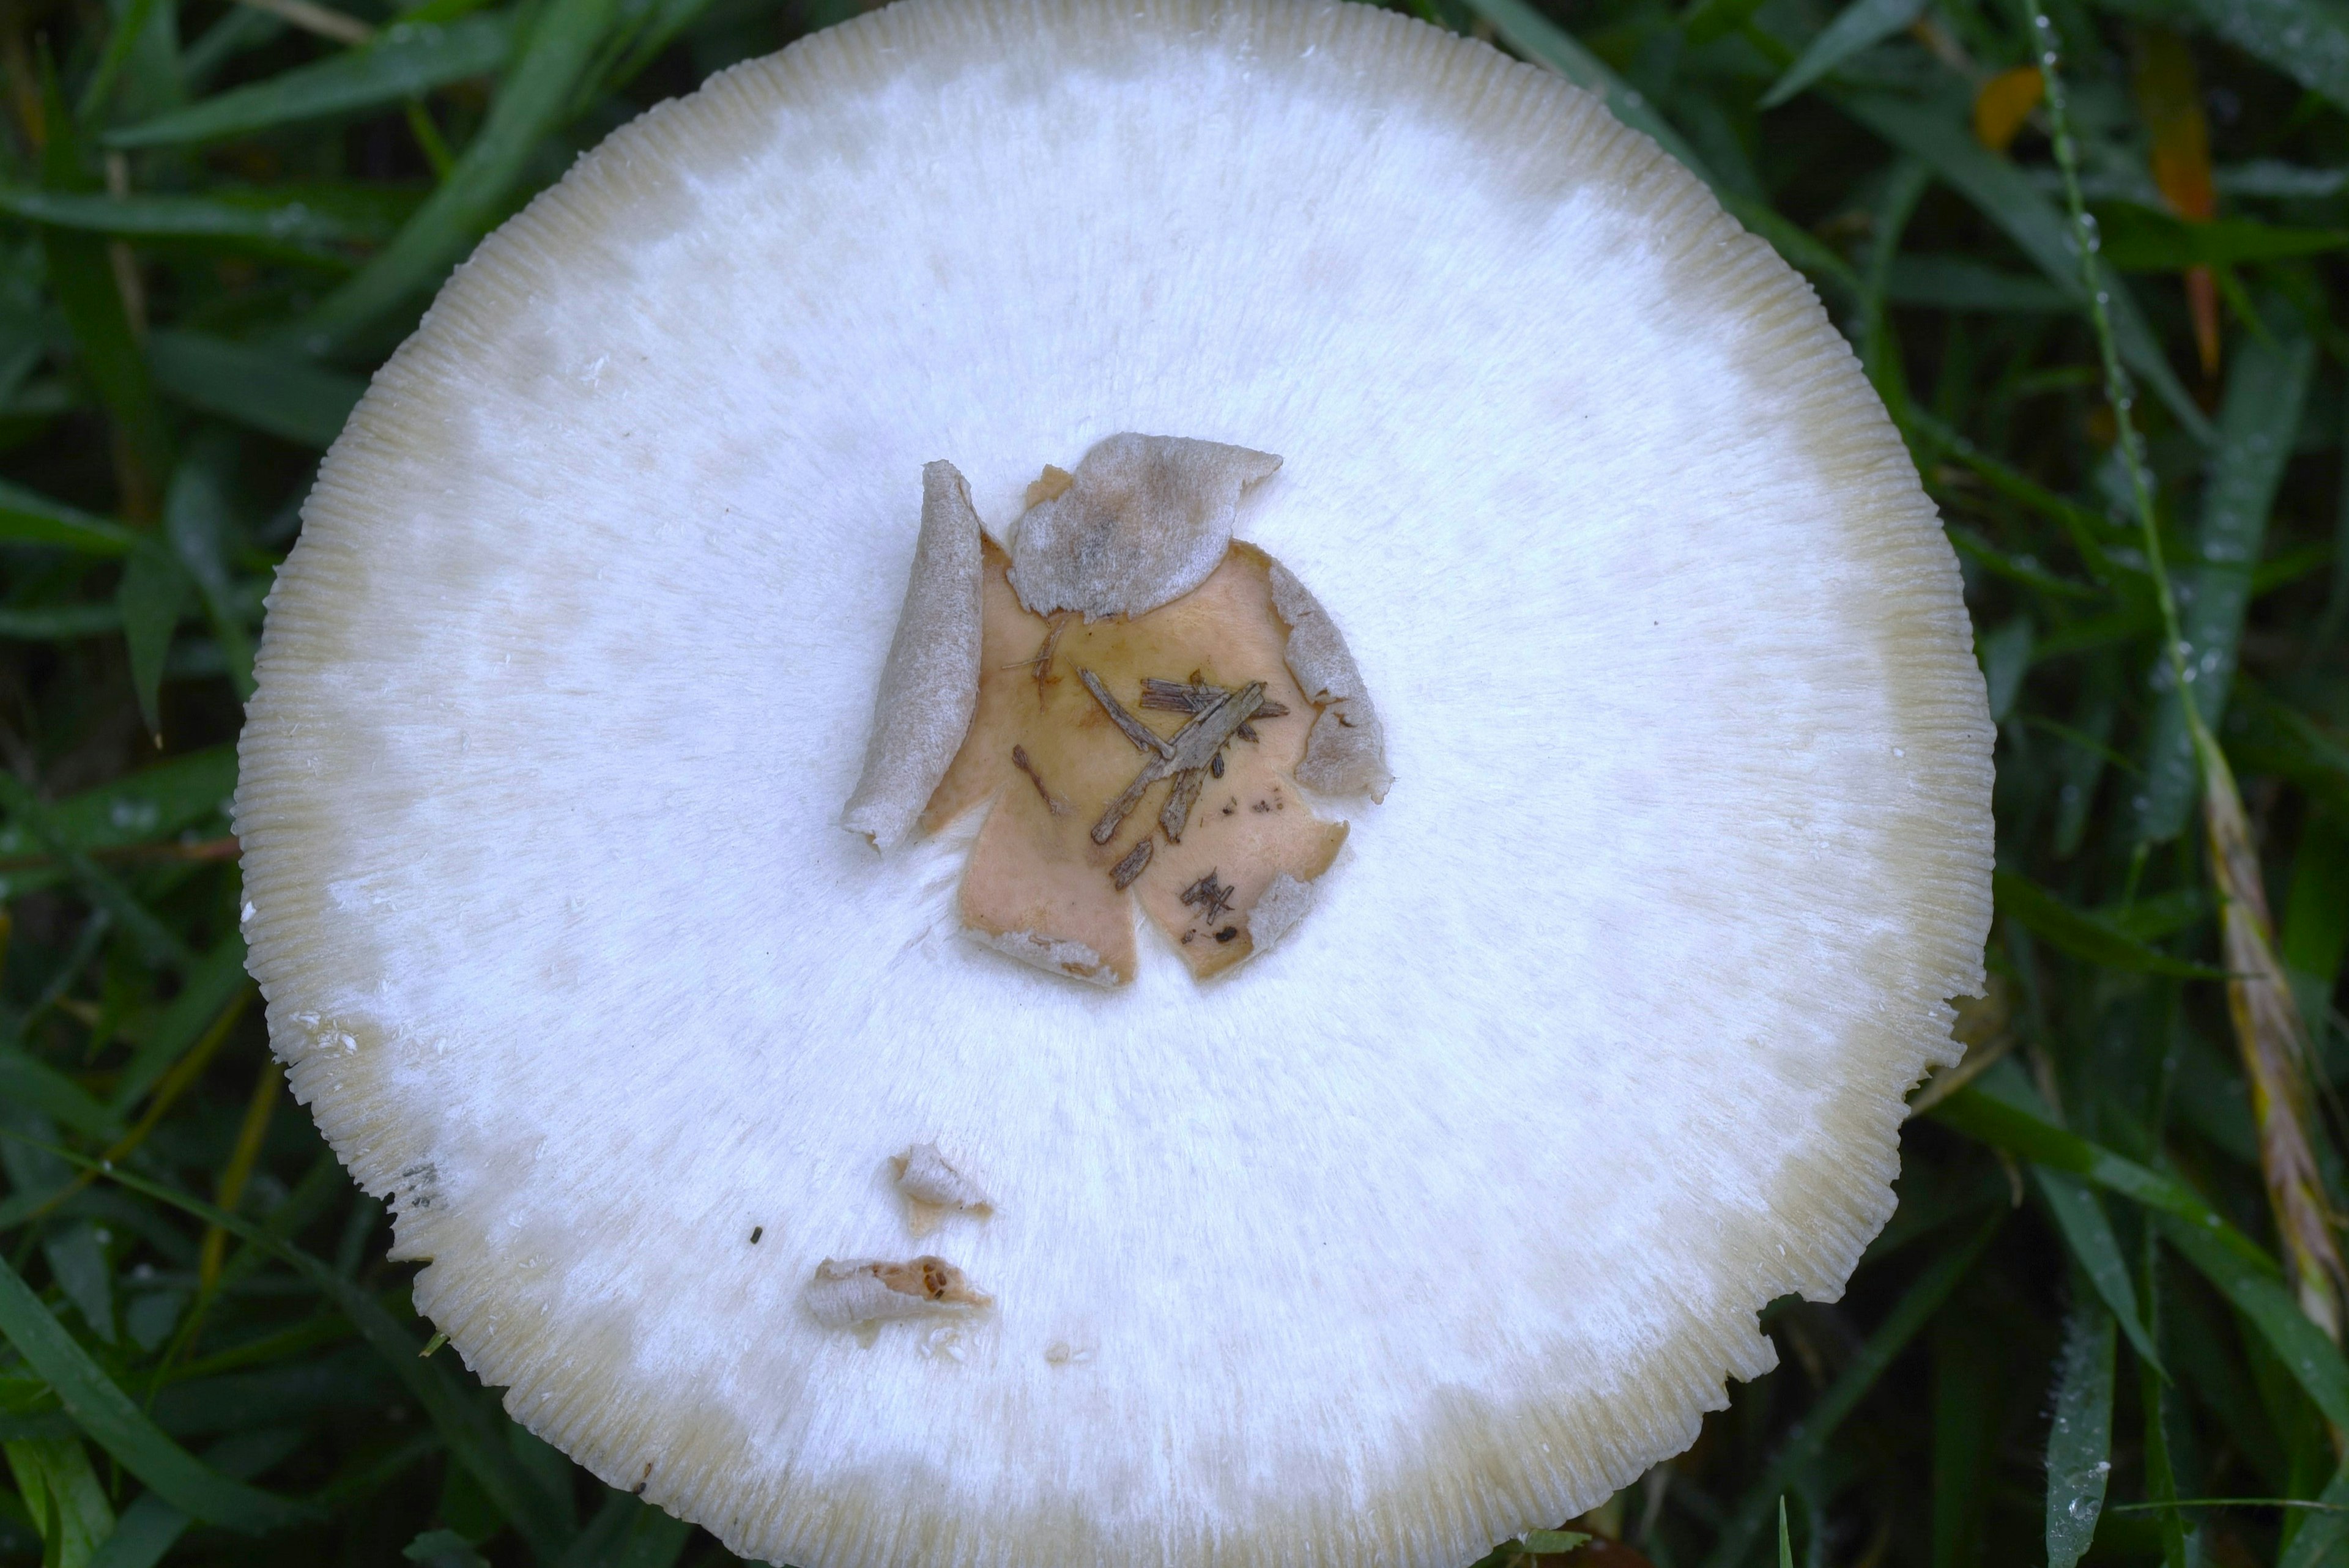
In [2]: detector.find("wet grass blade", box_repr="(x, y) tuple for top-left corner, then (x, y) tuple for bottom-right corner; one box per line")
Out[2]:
(38, 114), (169, 513)
(0, 1255), (314, 1533)
(25, 1143), (581, 1562)
(300, 0), (623, 347)
(557, 1490), (695, 1567)
(2166, 0), (2349, 112)
(1927, 1084), (2276, 1273)
(1931, 1315), (1997, 1567)
(105, 13), (516, 148)
(2132, 327), (2317, 841)
(2045, 1301), (2115, 1568)
(108, 936), (250, 1112)
(1701, 1217), (2002, 1568)
(2035, 1168), (2164, 1375)
(0, 188), (369, 268)
(0, 481), (139, 554)
(1992, 869), (2222, 976)
(149, 331), (365, 449)
(2278, 1464), (2349, 1568)
(1833, 89), (2212, 444)
(2155, 1211), (2349, 1432)
(1761, 0), (1928, 107)
(0, 1051), (117, 1137)
(163, 435), (257, 700)
(0, 772), (191, 969)
(115, 538), (190, 739)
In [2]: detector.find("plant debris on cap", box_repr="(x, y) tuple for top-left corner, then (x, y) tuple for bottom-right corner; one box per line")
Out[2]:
(869, 435), (1378, 986)
(233, 0), (1994, 1564)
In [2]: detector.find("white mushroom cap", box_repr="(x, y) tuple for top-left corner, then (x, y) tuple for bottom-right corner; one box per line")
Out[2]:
(234, 1), (1993, 1564)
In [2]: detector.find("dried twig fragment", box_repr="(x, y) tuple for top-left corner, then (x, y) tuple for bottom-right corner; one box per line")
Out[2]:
(1110, 837), (1154, 890)
(1140, 677), (1289, 721)
(1011, 745), (1066, 815)
(1009, 434), (1281, 620)
(806, 1256), (992, 1329)
(1179, 870), (1235, 923)
(1080, 670), (1173, 760)
(1084, 672), (1265, 846)
(842, 464), (986, 850)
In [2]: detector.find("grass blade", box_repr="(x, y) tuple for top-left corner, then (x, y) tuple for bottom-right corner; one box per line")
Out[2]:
(2155, 1210), (2349, 1432)
(0, 771), (191, 969)
(2132, 326), (2317, 841)
(58, 1152), (579, 1561)
(0, 480), (139, 555)
(115, 538), (190, 738)
(109, 937), (248, 1112)
(0, 188), (368, 268)
(2093, 206), (2348, 270)
(1926, 1083), (2276, 1273)
(2278, 1463), (2349, 1568)
(3, 1433), (116, 1562)
(0, 1051), (117, 1138)
(2034, 1167), (2164, 1375)
(1833, 89), (2211, 443)
(1992, 868), (2222, 975)
(2045, 1301), (2115, 1568)
(105, 13), (516, 148)
(150, 330), (365, 449)
(300, 0), (623, 347)
(2281, 808), (2349, 1038)
(1761, 0), (1929, 107)
(1701, 1217), (2002, 1568)
(1932, 1315), (1997, 1567)
(0, 1255), (313, 1533)
(164, 435), (258, 700)
(2201, 735), (2347, 1338)
(2167, 0), (2349, 112)
(39, 66), (168, 515)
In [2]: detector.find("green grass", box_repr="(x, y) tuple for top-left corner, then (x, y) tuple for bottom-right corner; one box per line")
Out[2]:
(1, 0), (2347, 1558)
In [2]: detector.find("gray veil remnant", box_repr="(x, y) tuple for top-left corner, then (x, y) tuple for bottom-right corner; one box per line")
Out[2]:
(1008, 434), (1283, 620)
(1268, 560), (1394, 802)
(841, 462), (985, 851)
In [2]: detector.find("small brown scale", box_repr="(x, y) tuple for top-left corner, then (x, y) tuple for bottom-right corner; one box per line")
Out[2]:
(922, 539), (1346, 983)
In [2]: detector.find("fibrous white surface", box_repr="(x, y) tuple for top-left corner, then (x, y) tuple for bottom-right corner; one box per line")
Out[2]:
(234, 2), (1994, 1565)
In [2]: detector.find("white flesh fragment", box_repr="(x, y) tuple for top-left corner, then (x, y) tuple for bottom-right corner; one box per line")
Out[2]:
(893, 1142), (993, 1213)
(806, 1256), (992, 1329)
(1008, 434), (1280, 620)
(1266, 558), (1393, 802)
(967, 927), (1116, 987)
(841, 462), (985, 851)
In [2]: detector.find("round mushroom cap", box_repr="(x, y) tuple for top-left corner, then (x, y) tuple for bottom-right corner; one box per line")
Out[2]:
(234, 1), (1994, 1563)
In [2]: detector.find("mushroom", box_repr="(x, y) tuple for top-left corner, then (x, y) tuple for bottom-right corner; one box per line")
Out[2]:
(234, 2), (1992, 1566)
